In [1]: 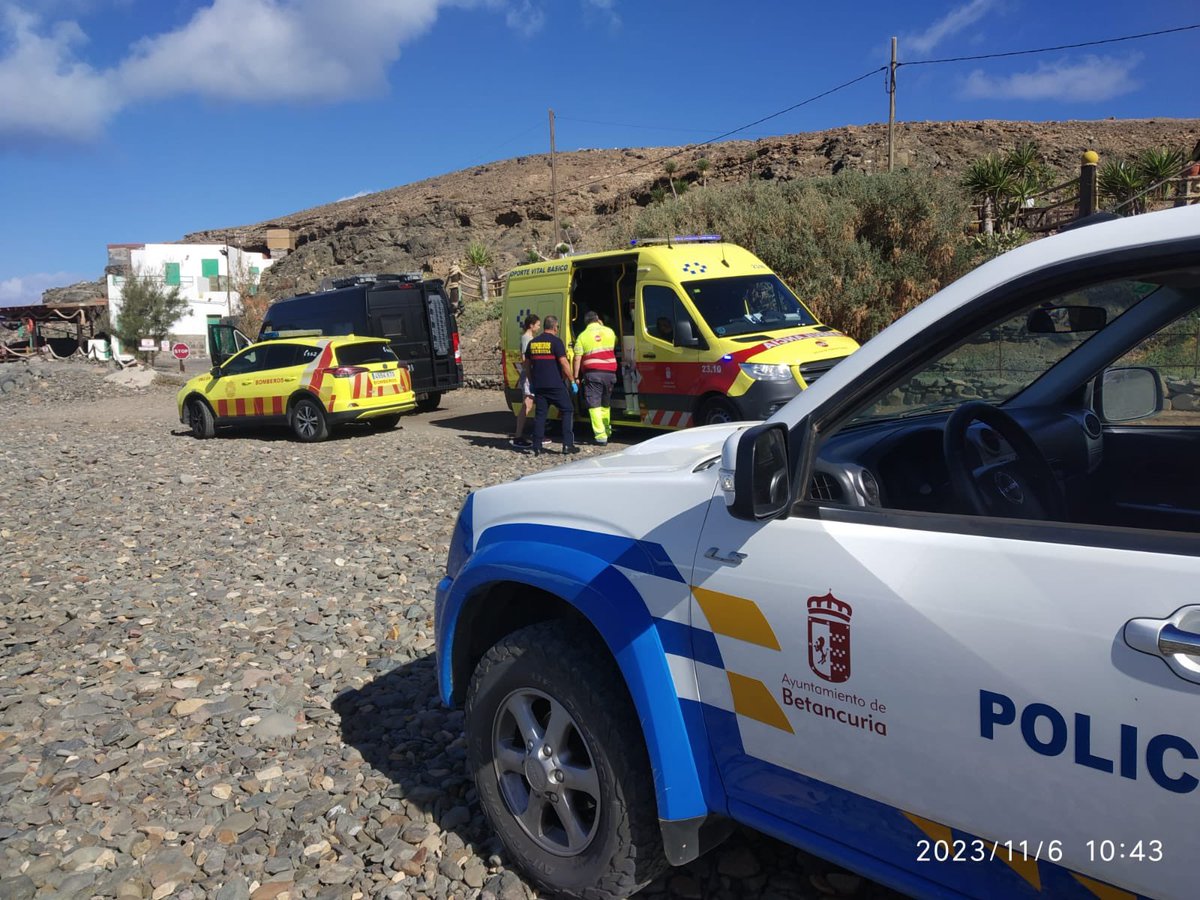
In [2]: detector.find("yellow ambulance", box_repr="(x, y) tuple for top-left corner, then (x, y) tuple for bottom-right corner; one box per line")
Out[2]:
(501, 236), (859, 428)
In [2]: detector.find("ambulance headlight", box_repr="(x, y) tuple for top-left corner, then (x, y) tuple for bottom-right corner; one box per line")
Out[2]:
(739, 363), (792, 381)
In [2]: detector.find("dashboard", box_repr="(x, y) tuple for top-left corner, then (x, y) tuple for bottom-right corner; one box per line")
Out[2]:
(810, 405), (1104, 515)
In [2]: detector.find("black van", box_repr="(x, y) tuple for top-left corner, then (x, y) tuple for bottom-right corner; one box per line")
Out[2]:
(260, 274), (463, 411)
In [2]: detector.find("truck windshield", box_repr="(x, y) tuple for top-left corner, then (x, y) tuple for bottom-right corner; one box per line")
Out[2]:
(682, 274), (819, 337)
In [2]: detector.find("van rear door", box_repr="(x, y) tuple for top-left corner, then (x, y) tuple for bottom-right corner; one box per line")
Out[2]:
(367, 284), (433, 387)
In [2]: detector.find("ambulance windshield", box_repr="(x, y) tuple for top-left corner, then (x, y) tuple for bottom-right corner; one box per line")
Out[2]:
(683, 274), (819, 337)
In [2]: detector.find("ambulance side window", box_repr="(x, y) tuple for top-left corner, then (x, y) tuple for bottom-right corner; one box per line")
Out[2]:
(643, 285), (700, 346)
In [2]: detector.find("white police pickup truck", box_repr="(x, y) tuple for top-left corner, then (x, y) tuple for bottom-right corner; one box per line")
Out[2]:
(435, 204), (1200, 900)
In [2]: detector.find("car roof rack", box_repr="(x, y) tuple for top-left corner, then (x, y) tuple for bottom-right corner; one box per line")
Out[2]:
(319, 272), (423, 290)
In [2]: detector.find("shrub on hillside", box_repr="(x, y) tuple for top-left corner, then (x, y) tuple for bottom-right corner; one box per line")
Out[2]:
(618, 172), (978, 340)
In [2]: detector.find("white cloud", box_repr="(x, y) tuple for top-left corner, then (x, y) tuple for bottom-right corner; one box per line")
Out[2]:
(962, 54), (1142, 102)
(336, 189), (377, 202)
(905, 0), (996, 57)
(0, 7), (120, 142)
(504, 0), (545, 37)
(0, 271), (82, 305)
(0, 0), (521, 144)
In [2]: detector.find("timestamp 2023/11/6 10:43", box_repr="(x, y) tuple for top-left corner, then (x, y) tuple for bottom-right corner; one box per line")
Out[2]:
(916, 839), (1164, 865)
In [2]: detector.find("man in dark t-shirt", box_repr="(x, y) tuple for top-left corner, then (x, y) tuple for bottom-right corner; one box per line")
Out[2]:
(523, 315), (577, 455)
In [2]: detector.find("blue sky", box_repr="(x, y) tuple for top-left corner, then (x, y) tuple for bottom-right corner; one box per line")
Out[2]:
(1, 0), (1197, 305)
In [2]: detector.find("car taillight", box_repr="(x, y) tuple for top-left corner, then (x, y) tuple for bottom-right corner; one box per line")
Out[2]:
(326, 366), (369, 378)
(452, 331), (461, 364)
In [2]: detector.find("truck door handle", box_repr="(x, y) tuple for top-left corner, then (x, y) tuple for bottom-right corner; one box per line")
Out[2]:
(1124, 609), (1200, 684)
(1158, 624), (1200, 656)
(704, 547), (747, 566)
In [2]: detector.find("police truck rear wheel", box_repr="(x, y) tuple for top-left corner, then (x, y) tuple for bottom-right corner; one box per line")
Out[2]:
(416, 392), (442, 412)
(290, 397), (329, 442)
(466, 621), (665, 900)
(187, 399), (215, 439)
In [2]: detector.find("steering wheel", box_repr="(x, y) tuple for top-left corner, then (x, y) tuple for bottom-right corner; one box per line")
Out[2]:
(943, 401), (1066, 520)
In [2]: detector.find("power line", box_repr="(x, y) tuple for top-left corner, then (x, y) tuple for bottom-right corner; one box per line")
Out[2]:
(551, 66), (887, 198)
(901, 23), (1200, 67)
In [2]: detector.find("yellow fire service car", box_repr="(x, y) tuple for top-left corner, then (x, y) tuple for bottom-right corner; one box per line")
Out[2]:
(501, 236), (859, 430)
(177, 332), (415, 442)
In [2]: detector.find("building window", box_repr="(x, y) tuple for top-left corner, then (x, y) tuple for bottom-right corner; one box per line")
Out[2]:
(164, 262), (180, 286)
(201, 258), (220, 278)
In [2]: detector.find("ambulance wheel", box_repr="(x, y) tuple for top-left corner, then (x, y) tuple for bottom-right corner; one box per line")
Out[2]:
(466, 621), (666, 900)
(290, 397), (329, 442)
(186, 398), (215, 439)
(416, 392), (442, 412)
(699, 397), (738, 426)
(367, 414), (402, 431)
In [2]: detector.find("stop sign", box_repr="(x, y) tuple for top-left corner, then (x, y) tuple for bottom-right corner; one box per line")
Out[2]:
(172, 342), (191, 360)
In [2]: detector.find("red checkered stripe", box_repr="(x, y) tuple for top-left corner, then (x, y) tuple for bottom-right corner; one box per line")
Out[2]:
(641, 409), (694, 428)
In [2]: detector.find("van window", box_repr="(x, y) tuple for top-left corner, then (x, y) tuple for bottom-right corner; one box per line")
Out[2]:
(426, 292), (452, 356)
(264, 289), (369, 337)
(642, 285), (698, 344)
(683, 274), (818, 337)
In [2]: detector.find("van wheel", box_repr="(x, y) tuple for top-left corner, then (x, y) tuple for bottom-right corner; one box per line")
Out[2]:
(290, 397), (329, 442)
(699, 398), (738, 426)
(466, 622), (666, 900)
(416, 392), (442, 412)
(187, 399), (215, 439)
(367, 414), (402, 431)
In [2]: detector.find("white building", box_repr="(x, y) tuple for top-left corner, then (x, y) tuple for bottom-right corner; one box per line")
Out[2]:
(105, 242), (275, 354)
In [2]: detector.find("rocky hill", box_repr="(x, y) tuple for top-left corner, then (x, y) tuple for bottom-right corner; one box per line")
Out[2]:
(183, 118), (1200, 296)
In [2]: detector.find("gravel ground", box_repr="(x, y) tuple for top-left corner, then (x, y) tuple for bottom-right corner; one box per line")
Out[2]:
(0, 360), (901, 900)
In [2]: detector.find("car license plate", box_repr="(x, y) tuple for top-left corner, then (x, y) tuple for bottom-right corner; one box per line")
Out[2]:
(371, 370), (396, 381)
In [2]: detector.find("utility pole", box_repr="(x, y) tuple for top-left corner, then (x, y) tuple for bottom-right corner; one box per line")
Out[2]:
(887, 37), (897, 173)
(549, 108), (560, 248)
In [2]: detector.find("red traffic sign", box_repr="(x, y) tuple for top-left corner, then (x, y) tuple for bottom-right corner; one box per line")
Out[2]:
(171, 342), (191, 360)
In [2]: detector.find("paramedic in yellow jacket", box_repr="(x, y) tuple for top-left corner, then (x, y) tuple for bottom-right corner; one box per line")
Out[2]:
(572, 310), (618, 446)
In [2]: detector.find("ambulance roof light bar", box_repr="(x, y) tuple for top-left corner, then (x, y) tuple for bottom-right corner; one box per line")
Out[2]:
(629, 234), (722, 248)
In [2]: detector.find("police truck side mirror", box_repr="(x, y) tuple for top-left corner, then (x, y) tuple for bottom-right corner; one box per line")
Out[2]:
(721, 423), (791, 521)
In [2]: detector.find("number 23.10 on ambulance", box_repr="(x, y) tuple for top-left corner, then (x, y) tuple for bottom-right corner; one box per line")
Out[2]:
(500, 237), (858, 429)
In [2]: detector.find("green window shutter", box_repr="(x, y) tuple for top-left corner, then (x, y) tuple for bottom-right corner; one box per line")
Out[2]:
(249, 266), (261, 295)
(201, 258), (220, 277)
(250, 267), (260, 276)
(164, 262), (180, 286)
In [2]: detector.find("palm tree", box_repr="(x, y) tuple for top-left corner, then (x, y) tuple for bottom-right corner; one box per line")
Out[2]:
(963, 155), (1016, 233)
(696, 156), (710, 187)
(1137, 148), (1186, 203)
(664, 160), (679, 200)
(465, 240), (495, 303)
(1098, 159), (1148, 214)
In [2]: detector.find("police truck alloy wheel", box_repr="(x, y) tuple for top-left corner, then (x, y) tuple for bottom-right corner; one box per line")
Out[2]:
(290, 397), (329, 442)
(466, 622), (665, 900)
(187, 399), (215, 439)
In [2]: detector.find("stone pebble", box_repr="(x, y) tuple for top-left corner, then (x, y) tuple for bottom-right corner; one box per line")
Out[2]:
(0, 363), (901, 900)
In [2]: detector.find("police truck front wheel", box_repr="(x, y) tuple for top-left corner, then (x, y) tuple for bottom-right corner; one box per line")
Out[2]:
(187, 399), (215, 439)
(466, 621), (666, 900)
(290, 397), (329, 442)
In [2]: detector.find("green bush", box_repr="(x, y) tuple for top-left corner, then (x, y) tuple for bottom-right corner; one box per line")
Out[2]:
(619, 171), (978, 340)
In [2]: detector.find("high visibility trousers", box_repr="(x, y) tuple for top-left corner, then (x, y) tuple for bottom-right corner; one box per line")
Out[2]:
(582, 372), (615, 441)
